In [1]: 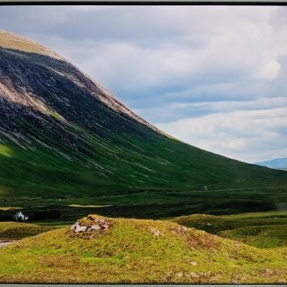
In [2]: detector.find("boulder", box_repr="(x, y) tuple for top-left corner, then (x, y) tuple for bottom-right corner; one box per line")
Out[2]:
(149, 227), (163, 236)
(71, 222), (88, 233)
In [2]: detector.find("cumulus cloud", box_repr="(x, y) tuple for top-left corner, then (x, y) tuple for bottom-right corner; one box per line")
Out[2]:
(155, 105), (287, 163)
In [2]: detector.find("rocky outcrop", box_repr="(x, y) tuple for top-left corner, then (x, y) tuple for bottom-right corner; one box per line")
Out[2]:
(71, 215), (113, 233)
(149, 227), (163, 236)
(0, 29), (161, 141)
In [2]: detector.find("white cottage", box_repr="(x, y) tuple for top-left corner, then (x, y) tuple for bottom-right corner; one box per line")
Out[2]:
(13, 211), (28, 222)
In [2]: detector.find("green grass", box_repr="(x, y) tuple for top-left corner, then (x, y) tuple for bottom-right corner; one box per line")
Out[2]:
(0, 188), (285, 223)
(1, 126), (286, 219)
(0, 214), (287, 283)
(173, 211), (287, 248)
(0, 221), (56, 240)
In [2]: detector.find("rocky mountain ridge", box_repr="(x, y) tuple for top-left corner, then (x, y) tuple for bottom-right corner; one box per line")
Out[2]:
(0, 30), (160, 136)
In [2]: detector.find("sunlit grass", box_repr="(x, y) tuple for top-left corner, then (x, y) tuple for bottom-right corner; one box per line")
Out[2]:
(0, 215), (287, 283)
(0, 144), (13, 158)
(173, 211), (287, 249)
(69, 204), (112, 208)
(0, 207), (21, 211)
(0, 221), (57, 240)
(0, 30), (60, 58)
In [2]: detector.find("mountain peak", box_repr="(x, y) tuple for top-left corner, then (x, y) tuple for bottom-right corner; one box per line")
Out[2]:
(0, 29), (160, 135)
(0, 29), (63, 60)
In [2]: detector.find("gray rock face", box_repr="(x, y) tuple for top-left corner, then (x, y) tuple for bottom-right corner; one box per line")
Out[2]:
(0, 29), (160, 151)
(71, 222), (88, 233)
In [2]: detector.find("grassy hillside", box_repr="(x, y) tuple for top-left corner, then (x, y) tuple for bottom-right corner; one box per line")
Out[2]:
(1, 106), (285, 200)
(0, 221), (55, 241)
(1, 124), (287, 220)
(1, 132), (287, 220)
(0, 29), (62, 59)
(0, 214), (287, 283)
(173, 211), (287, 248)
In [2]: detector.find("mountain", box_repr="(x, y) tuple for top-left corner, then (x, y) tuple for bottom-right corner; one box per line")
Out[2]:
(255, 158), (287, 170)
(0, 29), (287, 217)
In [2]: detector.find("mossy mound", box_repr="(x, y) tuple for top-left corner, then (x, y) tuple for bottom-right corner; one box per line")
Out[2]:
(0, 215), (286, 283)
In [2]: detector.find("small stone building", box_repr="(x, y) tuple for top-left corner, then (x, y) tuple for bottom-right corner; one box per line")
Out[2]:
(13, 211), (28, 222)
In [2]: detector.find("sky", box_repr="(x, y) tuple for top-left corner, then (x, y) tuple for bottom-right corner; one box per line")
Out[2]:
(0, 5), (287, 163)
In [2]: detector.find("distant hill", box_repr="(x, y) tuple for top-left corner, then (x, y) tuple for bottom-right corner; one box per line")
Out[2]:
(255, 158), (287, 170)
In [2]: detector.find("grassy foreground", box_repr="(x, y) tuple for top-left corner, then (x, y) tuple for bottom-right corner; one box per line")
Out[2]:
(0, 214), (287, 283)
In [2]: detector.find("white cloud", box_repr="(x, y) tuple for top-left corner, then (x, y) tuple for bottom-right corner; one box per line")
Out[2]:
(7, 6), (286, 93)
(155, 105), (287, 163)
(255, 60), (281, 80)
(39, 6), (287, 94)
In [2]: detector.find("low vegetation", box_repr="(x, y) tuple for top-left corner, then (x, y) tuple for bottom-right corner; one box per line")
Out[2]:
(0, 29), (61, 59)
(173, 211), (287, 248)
(0, 221), (55, 241)
(1, 187), (286, 223)
(0, 214), (287, 283)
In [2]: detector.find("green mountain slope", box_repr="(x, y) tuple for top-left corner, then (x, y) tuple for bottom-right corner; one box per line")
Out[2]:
(0, 29), (286, 217)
